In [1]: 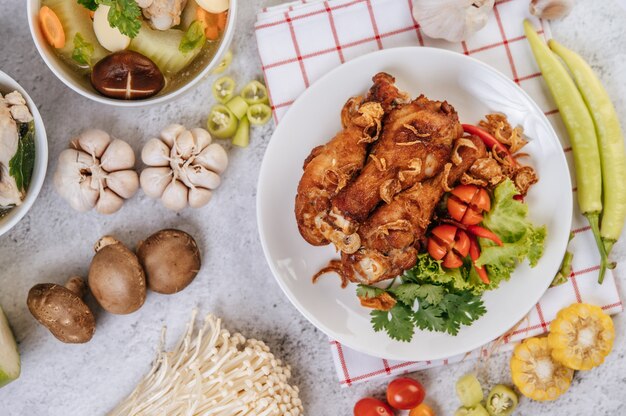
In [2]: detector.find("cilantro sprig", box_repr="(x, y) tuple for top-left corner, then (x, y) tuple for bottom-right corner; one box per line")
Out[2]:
(77, 0), (141, 38)
(361, 280), (486, 342)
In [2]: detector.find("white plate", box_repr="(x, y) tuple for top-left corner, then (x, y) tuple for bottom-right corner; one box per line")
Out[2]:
(257, 47), (572, 361)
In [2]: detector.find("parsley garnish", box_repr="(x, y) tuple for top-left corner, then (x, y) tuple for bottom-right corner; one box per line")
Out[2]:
(362, 281), (486, 342)
(97, 0), (142, 38)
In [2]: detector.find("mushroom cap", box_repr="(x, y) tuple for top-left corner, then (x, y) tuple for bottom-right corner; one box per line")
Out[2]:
(89, 236), (146, 314)
(137, 229), (201, 294)
(27, 283), (95, 343)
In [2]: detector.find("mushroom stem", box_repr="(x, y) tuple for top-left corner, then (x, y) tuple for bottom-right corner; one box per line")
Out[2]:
(64, 276), (87, 298)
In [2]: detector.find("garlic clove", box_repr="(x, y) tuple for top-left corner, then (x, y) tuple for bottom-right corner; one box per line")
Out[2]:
(106, 170), (140, 199)
(142, 138), (170, 167)
(188, 187), (212, 208)
(174, 130), (195, 159)
(54, 149), (99, 212)
(160, 124), (185, 148)
(530, 0), (573, 20)
(72, 129), (111, 158)
(185, 165), (221, 189)
(161, 180), (188, 211)
(195, 143), (228, 174)
(140, 167), (172, 198)
(190, 128), (212, 153)
(95, 188), (125, 214)
(412, 0), (494, 43)
(100, 139), (136, 172)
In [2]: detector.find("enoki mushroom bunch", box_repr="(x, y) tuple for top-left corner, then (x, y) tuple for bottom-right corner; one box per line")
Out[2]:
(108, 311), (303, 416)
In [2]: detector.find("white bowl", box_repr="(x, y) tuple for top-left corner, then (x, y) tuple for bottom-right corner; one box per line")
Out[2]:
(0, 71), (48, 237)
(26, 0), (237, 107)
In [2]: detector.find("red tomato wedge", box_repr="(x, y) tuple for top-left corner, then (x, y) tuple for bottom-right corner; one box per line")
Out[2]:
(447, 185), (491, 225)
(427, 225), (470, 268)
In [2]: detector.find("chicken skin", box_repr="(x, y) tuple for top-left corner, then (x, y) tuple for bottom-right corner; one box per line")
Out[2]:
(316, 135), (488, 286)
(294, 74), (406, 250)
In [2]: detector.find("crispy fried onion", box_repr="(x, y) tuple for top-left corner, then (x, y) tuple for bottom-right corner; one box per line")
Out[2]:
(359, 292), (396, 311)
(479, 113), (528, 153)
(374, 219), (412, 236)
(398, 158), (423, 182)
(451, 138), (478, 166)
(468, 158), (505, 186)
(369, 154), (387, 171)
(403, 123), (431, 138)
(513, 165), (539, 195)
(312, 260), (349, 288)
(380, 178), (401, 204)
(356, 102), (385, 144)
(314, 213), (361, 253)
(322, 162), (359, 192)
(461, 173), (488, 187)
(441, 163), (454, 192)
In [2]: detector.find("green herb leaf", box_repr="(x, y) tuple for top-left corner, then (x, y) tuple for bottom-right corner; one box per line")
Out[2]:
(356, 284), (384, 299)
(371, 304), (415, 342)
(412, 303), (446, 333)
(179, 20), (206, 53)
(72, 33), (95, 67)
(77, 0), (98, 11)
(9, 121), (36, 193)
(391, 283), (444, 306)
(97, 0), (141, 38)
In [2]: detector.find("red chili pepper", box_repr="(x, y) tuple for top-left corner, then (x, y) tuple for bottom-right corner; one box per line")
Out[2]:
(462, 124), (517, 167)
(469, 236), (490, 284)
(466, 224), (503, 246)
(513, 194), (525, 202)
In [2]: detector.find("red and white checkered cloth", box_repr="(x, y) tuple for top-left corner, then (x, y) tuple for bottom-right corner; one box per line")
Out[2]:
(255, 0), (623, 386)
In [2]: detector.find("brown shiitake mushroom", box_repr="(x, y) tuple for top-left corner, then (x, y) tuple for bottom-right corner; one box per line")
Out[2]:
(88, 236), (146, 314)
(27, 276), (95, 344)
(91, 51), (165, 100)
(137, 229), (201, 294)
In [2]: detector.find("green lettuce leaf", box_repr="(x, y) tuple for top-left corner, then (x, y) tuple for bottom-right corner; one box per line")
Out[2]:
(9, 121), (35, 193)
(72, 33), (94, 67)
(179, 21), (206, 53)
(476, 179), (546, 285)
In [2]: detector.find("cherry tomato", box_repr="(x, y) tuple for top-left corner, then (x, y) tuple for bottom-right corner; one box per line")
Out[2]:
(427, 225), (470, 269)
(386, 377), (426, 410)
(354, 397), (394, 416)
(447, 185), (491, 225)
(410, 403), (436, 416)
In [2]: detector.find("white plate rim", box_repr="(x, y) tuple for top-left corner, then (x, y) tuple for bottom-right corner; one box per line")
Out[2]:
(256, 46), (572, 361)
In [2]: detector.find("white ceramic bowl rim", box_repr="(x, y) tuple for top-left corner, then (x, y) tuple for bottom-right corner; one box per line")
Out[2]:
(26, 0), (238, 107)
(0, 70), (48, 237)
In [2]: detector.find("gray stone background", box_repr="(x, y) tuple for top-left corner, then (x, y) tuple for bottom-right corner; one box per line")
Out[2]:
(0, 0), (625, 414)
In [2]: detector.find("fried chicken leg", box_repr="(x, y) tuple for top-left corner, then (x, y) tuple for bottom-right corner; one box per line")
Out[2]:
(294, 74), (406, 250)
(315, 135), (488, 286)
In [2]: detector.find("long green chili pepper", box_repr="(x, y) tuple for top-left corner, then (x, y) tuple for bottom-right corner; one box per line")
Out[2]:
(549, 40), (626, 263)
(523, 20), (608, 283)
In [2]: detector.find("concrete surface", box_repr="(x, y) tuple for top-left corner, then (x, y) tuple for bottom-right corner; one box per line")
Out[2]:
(0, 0), (625, 414)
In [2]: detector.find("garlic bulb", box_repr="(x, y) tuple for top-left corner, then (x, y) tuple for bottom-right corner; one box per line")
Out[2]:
(140, 125), (228, 211)
(530, 0), (573, 20)
(412, 0), (495, 42)
(54, 129), (139, 214)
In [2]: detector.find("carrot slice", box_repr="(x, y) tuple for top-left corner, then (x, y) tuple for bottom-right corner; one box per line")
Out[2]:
(195, 8), (226, 40)
(216, 11), (227, 31)
(39, 6), (66, 49)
